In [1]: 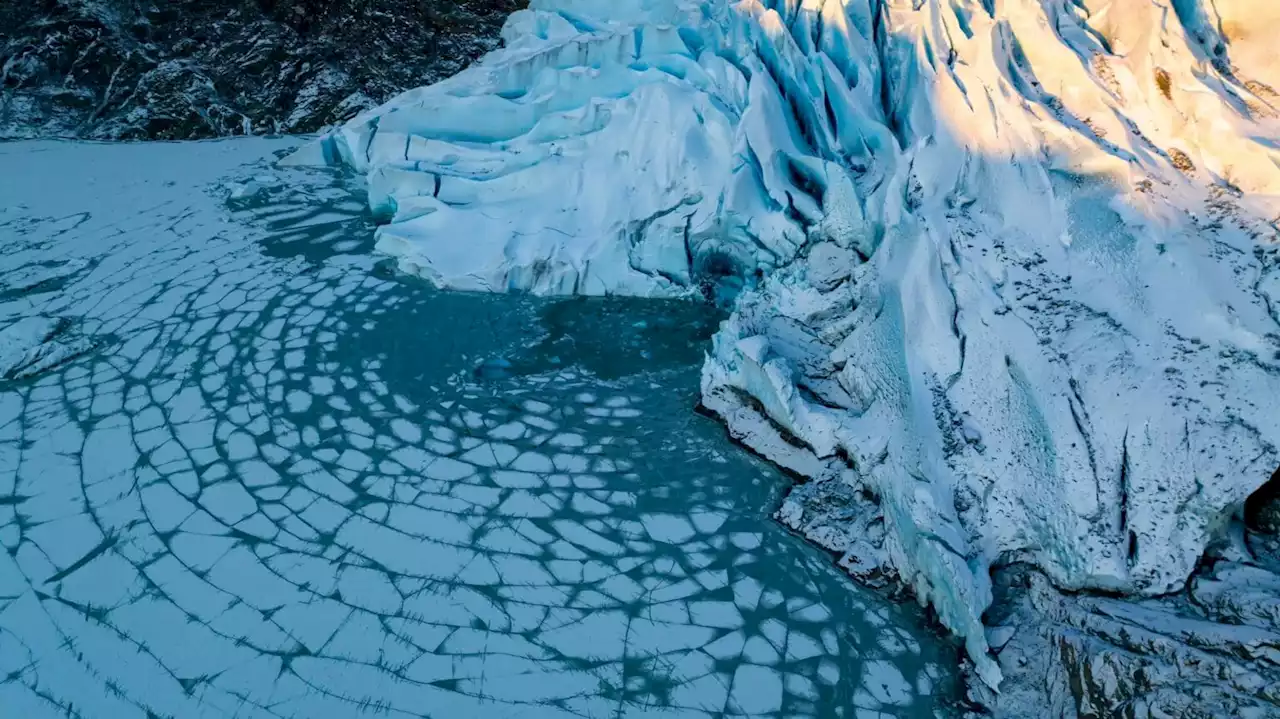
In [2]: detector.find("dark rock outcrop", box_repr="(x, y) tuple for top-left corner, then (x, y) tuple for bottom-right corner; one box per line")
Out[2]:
(0, 0), (523, 140)
(1247, 467), (1280, 536)
(974, 527), (1280, 718)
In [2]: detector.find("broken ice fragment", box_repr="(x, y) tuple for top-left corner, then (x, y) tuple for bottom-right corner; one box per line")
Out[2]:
(0, 316), (94, 380)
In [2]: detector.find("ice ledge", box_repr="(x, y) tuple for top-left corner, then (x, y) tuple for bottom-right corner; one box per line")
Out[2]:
(290, 0), (1280, 693)
(0, 316), (95, 382)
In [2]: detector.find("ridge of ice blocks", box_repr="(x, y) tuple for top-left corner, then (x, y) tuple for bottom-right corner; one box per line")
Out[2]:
(0, 316), (94, 381)
(294, 0), (1280, 687)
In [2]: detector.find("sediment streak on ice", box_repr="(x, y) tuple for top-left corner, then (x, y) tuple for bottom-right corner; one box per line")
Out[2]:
(296, 0), (1280, 688)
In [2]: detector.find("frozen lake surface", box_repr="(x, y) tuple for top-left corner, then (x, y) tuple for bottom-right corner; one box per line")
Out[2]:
(0, 139), (958, 718)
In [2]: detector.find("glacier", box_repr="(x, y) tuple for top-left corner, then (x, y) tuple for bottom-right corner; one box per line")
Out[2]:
(290, 0), (1280, 700)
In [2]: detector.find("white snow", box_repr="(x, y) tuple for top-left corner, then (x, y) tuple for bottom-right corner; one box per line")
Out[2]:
(292, 0), (1280, 687)
(0, 316), (94, 380)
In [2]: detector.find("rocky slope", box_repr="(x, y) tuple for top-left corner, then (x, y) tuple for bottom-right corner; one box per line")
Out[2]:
(780, 467), (1280, 717)
(0, 0), (522, 140)
(980, 523), (1280, 718)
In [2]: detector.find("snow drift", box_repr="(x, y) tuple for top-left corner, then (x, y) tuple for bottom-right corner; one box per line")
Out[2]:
(290, 0), (1280, 688)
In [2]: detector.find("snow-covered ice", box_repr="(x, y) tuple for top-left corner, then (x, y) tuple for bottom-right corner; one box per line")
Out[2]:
(0, 316), (94, 381)
(294, 0), (1280, 691)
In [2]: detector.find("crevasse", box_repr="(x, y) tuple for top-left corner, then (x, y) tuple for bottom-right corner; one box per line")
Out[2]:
(289, 0), (1280, 688)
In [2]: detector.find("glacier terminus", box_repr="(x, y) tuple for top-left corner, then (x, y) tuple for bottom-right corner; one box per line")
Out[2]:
(290, 0), (1280, 713)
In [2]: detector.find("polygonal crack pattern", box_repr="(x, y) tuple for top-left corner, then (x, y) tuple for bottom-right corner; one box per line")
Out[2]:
(0, 140), (958, 718)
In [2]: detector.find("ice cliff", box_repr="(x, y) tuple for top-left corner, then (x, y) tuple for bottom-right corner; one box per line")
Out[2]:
(291, 0), (1280, 698)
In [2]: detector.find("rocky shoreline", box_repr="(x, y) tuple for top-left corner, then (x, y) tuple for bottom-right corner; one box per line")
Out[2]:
(981, 526), (1280, 718)
(772, 460), (1280, 717)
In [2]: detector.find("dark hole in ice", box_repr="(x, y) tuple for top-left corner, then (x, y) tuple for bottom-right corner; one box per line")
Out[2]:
(784, 154), (825, 211)
(694, 250), (745, 305)
(1245, 466), (1280, 535)
(698, 250), (736, 279)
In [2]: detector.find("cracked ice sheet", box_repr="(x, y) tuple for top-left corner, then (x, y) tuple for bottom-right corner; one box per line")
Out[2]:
(0, 139), (959, 718)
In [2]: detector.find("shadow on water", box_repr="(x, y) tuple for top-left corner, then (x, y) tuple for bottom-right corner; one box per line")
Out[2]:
(0, 156), (959, 717)
(479, 296), (725, 382)
(265, 165), (960, 714)
(288, 272), (958, 716)
(237, 161), (961, 717)
(227, 164), (379, 263)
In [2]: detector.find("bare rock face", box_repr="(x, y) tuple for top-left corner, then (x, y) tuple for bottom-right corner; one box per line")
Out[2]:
(0, 0), (522, 140)
(979, 526), (1280, 719)
(1247, 468), (1280, 536)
